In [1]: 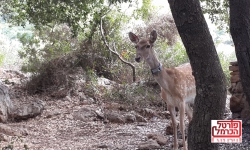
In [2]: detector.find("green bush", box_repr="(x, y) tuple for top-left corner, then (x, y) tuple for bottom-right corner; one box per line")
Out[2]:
(18, 24), (79, 73)
(218, 51), (236, 87)
(0, 53), (4, 66)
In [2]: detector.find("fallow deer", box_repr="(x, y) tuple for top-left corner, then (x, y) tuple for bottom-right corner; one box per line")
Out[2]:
(129, 30), (196, 150)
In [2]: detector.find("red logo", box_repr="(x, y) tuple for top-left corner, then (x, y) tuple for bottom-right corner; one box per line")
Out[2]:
(211, 120), (242, 143)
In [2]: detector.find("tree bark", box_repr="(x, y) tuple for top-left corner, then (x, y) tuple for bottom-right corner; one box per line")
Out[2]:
(230, 0), (250, 107)
(167, 0), (227, 149)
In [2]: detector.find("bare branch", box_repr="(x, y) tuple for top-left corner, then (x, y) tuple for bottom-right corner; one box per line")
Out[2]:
(100, 15), (136, 82)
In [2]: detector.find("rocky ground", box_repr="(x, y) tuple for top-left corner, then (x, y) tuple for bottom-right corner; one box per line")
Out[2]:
(0, 68), (249, 150)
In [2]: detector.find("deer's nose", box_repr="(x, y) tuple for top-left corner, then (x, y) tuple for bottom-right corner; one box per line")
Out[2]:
(135, 57), (141, 62)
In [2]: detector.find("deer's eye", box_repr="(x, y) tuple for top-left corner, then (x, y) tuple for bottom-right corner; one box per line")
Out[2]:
(146, 45), (150, 48)
(135, 45), (138, 49)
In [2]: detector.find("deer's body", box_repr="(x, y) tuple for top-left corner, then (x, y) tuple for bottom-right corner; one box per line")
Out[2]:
(129, 30), (196, 150)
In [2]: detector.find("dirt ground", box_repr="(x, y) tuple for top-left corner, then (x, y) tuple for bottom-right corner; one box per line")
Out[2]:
(0, 69), (249, 150)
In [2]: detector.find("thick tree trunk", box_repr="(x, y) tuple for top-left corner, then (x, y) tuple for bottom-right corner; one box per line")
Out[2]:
(167, 0), (227, 149)
(230, 0), (250, 107)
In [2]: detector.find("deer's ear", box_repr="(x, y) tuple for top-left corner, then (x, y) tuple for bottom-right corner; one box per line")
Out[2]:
(149, 30), (157, 44)
(129, 32), (139, 44)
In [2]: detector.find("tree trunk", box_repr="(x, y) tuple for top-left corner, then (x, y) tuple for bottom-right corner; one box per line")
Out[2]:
(230, 0), (250, 107)
(167, 0), (227, 149)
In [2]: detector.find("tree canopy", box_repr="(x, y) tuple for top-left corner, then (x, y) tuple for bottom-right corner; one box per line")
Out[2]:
(0, 0), (134, 36)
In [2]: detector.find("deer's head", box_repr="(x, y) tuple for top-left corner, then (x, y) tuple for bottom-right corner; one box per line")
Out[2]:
(129, 30), (157, 63)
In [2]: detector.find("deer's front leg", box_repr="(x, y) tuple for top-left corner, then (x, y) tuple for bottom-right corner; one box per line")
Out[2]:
(168, 105), (178, 150)
(180, 102), (188, 150)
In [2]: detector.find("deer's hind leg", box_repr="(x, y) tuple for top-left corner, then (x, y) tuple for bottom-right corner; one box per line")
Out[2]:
(168, 105), (178, 150)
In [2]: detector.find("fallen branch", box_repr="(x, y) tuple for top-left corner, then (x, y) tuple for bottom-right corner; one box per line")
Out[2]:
(100, 15), (136, 82)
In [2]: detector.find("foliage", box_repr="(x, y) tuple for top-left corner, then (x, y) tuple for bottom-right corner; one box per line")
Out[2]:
(201, 0), (229, 31)
(158, 40), (189, 68)
(0, 53), (4, 66)
(0, 0), (133, 36)
(18, 24), (79, 73)
(218, 51), (236, 86)
(103, 82), (165, 109)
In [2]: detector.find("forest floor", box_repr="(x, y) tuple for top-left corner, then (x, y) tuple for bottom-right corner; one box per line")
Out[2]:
(0, 68), (249, 150)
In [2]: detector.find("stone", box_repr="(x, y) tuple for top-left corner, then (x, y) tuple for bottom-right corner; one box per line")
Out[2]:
(230, 75), (240, 83)
(178, 139), (185, 148)
(229, 66), (239, 72)
(0, 83), (14, 122)
(230, 61), (238, 66)
(73, 107), (97, 122)
(11, 100), (44, 121)
(0, 133), (9, 141)
(230, 71), (239, 75)
(166, 125), (174, 135)
(235, 82), (243, 93)
(45, 110), (61, 118)
(160, 111), (171, 119)
(0, 123), (22, 136)
(50, 89), (68, 98)
(138, 139), (161, 150)
(135, 114), (147, 122)
(230, 96), (243, 113)
(140, 108), (157, 118)
(94, 109), (104, 119)
(97, 144), (109, 148)
(147, 133), (168, 145)
(124, 113), (136, 123)
(105, 111), (125, 123)
(228, 83), (236, 94)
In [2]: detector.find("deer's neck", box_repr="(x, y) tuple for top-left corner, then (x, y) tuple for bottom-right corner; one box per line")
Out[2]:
(145, 51), (161, 70)
(145, 51), (172, 90)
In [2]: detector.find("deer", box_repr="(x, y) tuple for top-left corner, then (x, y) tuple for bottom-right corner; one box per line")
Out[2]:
(129, 30), (196, 150)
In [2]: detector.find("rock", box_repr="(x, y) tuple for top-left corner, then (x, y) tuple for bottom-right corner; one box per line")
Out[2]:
(230, 75), (240, 83)
(81, 97), (95, 105)
(229, 66), (239, 72)
(0, 133), (9, 141)
(138, 139), (161, 150)
(11, 100), (44, 121)
(0, 83), (14, 122)
(230, 61), (238, 66)
(124, 113), (136, 123)
(230, 71), (239, 75)
(159, 111), (171, 119)
(45, 110), (61, 118)
(135, 114), (147, 122)
(94, 109), (104, 119)
(97, 77), (115, 90)
(235, 82), (243, 93)
(140, 108), (157, 118)
(105, 111), (125, 123)
(0, 123), (22, 136)
(166, 125), (174, 135)
(178, 139), (185, 148)
(73, 107), (97, 122)
(97, 144), (109, 148)
(228, 83), (236, 93)
(79, 92), (87, 101)
(51, 89), (68, 98)
(147, 133), (168, 145)
(230, 95), (243, 113)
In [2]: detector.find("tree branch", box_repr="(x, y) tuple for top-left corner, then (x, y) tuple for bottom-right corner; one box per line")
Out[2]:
(100, 15), (136, 82)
